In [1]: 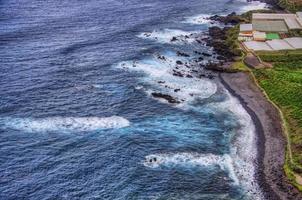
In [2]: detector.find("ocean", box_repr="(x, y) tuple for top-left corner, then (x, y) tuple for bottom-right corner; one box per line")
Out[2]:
(0, 0), (268, 199)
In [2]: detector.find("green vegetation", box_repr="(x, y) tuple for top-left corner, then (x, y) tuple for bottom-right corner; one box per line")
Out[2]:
(288, 30), (302, 37)
(253, 51), (302, 189)
(257, 50), (302, 62)
(266, 33), (280, 40)
(225, 25), (242, 56)
(279, 0), (302, 12)
(236, 5), (302, 190)
(224, 25), (252, 72)
(230, 60), (250, 72)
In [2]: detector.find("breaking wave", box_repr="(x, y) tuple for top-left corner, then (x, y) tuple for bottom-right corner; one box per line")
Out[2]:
(1, 116), (130, 132)
(116, 4), (265, 198)
(116, 53), (217, 106)
(144, 152), (224, 168)
(183, 14), (216, 25)
(239, 0), (268, 13)
(208, 90), (263, 199)
(143, 152), (238, 184)
(138, 29), (198, 44)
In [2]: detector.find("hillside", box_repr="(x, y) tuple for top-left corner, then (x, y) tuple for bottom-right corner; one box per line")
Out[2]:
(279, 0), (302, 12)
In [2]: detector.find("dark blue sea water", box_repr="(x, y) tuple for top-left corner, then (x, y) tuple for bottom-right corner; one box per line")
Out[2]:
(0, 0), (268, 199)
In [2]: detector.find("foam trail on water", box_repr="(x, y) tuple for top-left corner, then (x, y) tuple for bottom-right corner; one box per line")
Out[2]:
(1, 116), (130, 132)
(143, 152), (239, 184)
(144, 153), (224, 168)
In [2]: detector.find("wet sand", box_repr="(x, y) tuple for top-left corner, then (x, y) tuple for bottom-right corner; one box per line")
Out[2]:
(219, 72), (302, 200)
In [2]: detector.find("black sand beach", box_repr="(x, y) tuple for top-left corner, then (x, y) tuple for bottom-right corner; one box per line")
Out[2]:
(220, 72), (302, 200)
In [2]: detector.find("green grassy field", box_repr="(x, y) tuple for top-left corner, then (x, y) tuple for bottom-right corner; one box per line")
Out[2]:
(253, 51), (302, 189)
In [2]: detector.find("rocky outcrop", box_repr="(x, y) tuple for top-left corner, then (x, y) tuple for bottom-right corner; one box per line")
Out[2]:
(209, 12), (245, 25)
(151, 93), (180, 104)
(203, 26), (237, 61)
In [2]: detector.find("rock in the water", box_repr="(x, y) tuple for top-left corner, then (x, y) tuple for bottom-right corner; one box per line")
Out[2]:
(176, 60), (183, 65)
(151, 93), (180, 104)
(171, 37), (178, 42)
(209, 12), (244, 25)
(217, 55), (225, 60)
(173, 71), (184, 77)
(177, 51), (190, 57)
(157, 55), (166, 61)
(208, 74), (215, 79)
(202, 52), (212, 57)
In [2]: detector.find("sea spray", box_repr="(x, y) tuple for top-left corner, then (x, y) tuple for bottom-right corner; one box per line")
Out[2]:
(183, 14), (217, 25)
(143, 152), (239, 184)
(138, 29), (198, 44)
(1, 116), (130, 132)
(208, 90), (264, 199)
(115, 53), (217, 106)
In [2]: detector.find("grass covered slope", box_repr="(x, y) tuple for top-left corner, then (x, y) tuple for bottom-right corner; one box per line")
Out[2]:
(279, 0), (302, 12)
(253, 51), (302, 189)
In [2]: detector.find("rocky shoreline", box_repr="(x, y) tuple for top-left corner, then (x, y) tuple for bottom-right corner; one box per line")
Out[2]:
(204, 2), (302, 199)
(139, 3), (301, 198)
(168, 0), (302, 198)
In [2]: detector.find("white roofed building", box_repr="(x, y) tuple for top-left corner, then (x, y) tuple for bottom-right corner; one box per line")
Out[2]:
(284, 37), (302, 49)
(240, 24), (253, 33)
(266, 39), (294, 50)
(253, 31), (266, 41)
(252, 13), (302, 31)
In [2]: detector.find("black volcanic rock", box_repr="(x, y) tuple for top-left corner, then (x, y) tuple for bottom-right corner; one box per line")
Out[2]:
(176, 60), (183, 65)
(173, 71), (184, 77)
(209, 12), (244, 25)
(177, 51), (190, 57)
(202, 52), (212, 57)
(202, 26), (237, 61)
(171, 37), (178, 42)
(157, 55), (166, 61)
(151, 93), (180, 104)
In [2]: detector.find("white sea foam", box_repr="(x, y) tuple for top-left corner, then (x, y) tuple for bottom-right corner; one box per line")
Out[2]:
(239, 0), (268, 13)
(138, 29), (197, 44)
(119, 9), (264, 198)
(208, 90), (264, 199)
(183, 14), (216, 25)
(144, 152), (225, 168)
(116, 53), (217, 106)
(184, 1), (268, 25)
(143, 152), (239, 183)
(2, 116), (130, 132)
